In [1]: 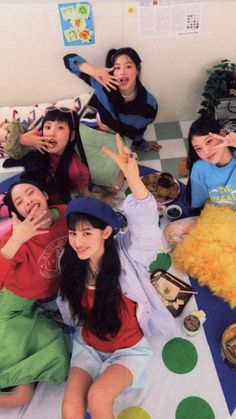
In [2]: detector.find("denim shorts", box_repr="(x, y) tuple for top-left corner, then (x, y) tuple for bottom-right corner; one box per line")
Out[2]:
(70, 330), (153, 389)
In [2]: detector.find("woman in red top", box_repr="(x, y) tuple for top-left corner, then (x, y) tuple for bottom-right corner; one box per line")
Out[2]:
(0, 179), (69, 408)
(2, 107), (90, 204)
(60, 135), (155, 419)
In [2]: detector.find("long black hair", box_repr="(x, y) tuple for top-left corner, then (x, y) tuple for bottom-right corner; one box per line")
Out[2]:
(3, 178), (48, 222)
(185, 117), (222, 205)
(20, 109), (88, 204)
(60, 212), (123, 340)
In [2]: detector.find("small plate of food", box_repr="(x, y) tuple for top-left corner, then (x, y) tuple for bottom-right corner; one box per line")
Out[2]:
(141, 172), (180, 205)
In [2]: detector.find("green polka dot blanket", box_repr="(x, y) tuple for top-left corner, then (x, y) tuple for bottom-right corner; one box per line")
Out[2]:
(1, 269), (236, 419)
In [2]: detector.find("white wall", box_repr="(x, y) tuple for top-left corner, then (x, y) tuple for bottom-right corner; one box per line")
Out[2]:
(0, 0), (236, 122)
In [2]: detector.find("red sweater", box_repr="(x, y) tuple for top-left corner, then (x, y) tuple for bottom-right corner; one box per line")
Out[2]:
(48, 154), (90, 205)
(0, 205), (68, 299)
(50, 154), (89, 187)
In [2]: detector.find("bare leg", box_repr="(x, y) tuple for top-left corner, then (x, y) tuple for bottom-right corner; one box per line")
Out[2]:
(100, 170), (126, 195)
(92, 169), (126, 207)
(114, 170), (126, 190)
(88, 364), (133, 419)
(62, 367), (92, 419)
(0, 383), (34, 408)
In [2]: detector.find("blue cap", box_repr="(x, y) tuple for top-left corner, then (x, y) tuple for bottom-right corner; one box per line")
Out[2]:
(66, 197), (121, 234)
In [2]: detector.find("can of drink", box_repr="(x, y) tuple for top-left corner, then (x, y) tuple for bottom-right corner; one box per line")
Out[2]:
(221, 324), (236, 371)
(183, 310), (206, 337)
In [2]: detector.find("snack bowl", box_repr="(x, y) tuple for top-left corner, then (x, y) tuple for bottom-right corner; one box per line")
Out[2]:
(141, 172), (180, 205)
(166, 204), (182, 220)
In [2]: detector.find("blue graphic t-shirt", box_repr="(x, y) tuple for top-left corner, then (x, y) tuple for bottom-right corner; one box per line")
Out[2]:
(190, 153), (236, 208)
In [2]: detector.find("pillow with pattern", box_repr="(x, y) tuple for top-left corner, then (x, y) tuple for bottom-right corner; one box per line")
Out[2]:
(0, 93), (92, 157)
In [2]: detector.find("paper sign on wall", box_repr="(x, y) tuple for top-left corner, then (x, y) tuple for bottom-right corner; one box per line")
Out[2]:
(138, 0), (202, 38)
(58, 2), (95, 46)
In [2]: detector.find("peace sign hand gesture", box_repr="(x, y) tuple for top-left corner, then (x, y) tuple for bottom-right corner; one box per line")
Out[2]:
(101, 133), (138, 178)
(102, 133), (148, 200)
(209, 131), (236, 148)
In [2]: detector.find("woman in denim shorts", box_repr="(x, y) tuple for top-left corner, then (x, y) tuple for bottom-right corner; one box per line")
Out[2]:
(60, 134), (178, 419)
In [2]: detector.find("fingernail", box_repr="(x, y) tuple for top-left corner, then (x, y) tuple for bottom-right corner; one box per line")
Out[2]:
(130, 153), (134, 158)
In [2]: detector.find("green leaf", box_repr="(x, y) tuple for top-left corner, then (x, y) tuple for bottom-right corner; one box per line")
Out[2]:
(149, 252), (171, 273)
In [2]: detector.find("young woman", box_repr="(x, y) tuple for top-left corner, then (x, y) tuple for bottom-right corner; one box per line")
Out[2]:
(164, 117), (236, 245)
(63, 47), (160, 152)
(0, 179), (69, 408)
(1, 107), (90, 204)
(0, 107), (126, 203)
(185, 117), (236, 208)
(60, 134), (177, 419)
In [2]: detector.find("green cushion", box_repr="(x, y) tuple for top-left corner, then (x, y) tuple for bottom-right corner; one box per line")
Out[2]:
(79, 124), (132, 187)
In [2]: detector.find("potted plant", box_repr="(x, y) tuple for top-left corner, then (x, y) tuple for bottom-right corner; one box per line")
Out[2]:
(198, 59), (236, 118)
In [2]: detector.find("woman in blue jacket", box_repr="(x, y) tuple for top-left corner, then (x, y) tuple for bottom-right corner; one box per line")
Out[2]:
(64, 47), (160, 152)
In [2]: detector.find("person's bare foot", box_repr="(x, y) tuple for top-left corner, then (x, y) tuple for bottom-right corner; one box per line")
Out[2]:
(146, 141), (162, 151)
(134, 140), (162, 152)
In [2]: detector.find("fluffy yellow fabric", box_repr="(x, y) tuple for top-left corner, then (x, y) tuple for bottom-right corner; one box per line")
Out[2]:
(173, 203), (236, 308)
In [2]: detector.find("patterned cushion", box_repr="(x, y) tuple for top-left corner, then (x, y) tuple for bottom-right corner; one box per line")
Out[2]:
(0, 93), (92, 157)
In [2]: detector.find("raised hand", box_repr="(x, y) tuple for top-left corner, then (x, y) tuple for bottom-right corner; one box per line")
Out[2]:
(11, 207), (50, 245)
(1, 206), (51, 260)
(102, 133), (148, 200)
(101, 133), (139, 179)
(209, 131), (236, 148)
(19, 129), (54, 154)
(94, 67), (120, 92)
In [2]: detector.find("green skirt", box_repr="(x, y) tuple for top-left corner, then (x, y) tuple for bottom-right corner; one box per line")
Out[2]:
(0, 289), (69, 391)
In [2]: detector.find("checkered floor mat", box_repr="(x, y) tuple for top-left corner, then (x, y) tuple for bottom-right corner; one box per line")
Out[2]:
(137, 120), (193, 183)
